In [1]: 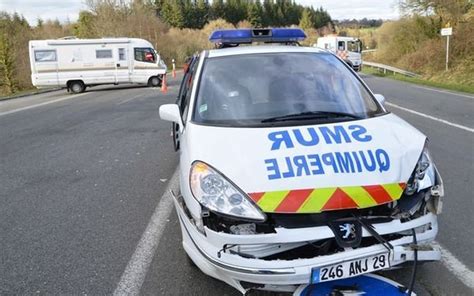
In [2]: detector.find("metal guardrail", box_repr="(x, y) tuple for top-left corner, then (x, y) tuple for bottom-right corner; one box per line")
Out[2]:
(362, 61), (421, 78)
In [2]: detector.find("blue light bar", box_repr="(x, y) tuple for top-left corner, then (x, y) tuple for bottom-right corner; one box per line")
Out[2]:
(209, 28), (306, 45)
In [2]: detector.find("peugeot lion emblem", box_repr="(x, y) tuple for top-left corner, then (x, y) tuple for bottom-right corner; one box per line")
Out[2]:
(339, 223), (357, 239)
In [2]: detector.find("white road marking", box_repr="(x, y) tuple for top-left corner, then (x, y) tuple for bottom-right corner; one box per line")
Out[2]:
(411, 85), (474, 99)
(113, 168), (474, 292)
(434, 242), (474, 289)
(0, 93), (87, 117)
(386, 102), (474, 133)
(113, 169), (178, 296)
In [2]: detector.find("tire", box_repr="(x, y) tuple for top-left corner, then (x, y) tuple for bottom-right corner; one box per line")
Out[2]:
(69, 81), (85, 94)
(148, 76), (161, 87)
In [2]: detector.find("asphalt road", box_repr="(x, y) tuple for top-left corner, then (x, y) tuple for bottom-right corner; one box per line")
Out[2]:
(0, 74), (473, 296)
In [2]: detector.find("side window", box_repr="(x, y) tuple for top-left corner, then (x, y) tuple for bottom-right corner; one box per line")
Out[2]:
(179, 57), (198, 122)
(96, 49), (112, 59)
(118, 48), (126, 61)
(134, 48), (156, 63)
(176, 57), (194, 108)
(338, 41), (346, 51)
(34, 50), (57, 62)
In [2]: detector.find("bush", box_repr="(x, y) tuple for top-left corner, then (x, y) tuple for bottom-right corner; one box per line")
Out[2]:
(157, 28), (209, 66)
(202, 18), (234, 36)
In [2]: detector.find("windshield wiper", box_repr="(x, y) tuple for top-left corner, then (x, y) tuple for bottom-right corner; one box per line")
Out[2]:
(261, 111), (362, 123)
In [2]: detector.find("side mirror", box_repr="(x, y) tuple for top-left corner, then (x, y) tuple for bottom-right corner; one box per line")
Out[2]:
(159, 104), (183, 131)
(374, 94), (386, 106)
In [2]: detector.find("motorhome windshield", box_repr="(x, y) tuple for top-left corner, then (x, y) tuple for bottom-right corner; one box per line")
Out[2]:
(347, 40), (361, 53)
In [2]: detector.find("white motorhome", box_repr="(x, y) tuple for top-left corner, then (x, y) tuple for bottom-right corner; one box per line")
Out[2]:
(29, 38), (167, 93)
(315, 36), (362, 71)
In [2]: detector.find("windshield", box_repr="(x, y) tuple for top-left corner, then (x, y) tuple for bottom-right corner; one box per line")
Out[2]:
(193, 52), (382, 127)
(347, 40), (361, 53)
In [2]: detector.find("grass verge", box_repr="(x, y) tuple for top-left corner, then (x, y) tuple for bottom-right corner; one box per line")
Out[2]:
(361, 67), (474, 94)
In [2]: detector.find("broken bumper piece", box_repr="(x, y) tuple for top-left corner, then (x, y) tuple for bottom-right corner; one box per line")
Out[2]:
(173, 197), (440, 294)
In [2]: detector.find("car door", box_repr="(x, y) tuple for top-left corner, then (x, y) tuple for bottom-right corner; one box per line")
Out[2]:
(131, 47), (157, 84)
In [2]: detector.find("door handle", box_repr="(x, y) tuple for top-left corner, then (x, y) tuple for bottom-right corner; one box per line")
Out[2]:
(116, 63), (120, 67)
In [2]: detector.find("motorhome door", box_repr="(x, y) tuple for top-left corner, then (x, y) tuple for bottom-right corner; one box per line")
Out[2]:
(116, 47), (130, 83)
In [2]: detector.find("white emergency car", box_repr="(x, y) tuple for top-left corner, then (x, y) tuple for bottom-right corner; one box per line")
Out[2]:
(159, 29), (443, 294)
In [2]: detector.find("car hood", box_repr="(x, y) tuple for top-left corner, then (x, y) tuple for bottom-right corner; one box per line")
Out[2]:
(185, 113), (426, 213)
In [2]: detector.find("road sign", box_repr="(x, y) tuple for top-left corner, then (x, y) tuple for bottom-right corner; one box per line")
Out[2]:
(441, 27), (452, 36)
(441, 27), (453, 71)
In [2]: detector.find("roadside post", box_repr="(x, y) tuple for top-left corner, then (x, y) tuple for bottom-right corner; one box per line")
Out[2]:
(172, 59), (176, 78)
(441, 26), (452, 71)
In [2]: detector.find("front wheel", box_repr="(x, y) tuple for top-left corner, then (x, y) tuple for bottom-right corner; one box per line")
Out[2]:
(148, 76), (162, 87)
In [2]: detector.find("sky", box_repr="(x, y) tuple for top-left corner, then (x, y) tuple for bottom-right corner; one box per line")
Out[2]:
(0, 0), (400, 25)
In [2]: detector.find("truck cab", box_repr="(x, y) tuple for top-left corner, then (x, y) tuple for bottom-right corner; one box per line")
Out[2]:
(315, 36), (362, 72)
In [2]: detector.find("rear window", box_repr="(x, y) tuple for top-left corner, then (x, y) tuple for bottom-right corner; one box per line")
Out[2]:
(34, 50), (56, 62)
(193, 52), (383, 127)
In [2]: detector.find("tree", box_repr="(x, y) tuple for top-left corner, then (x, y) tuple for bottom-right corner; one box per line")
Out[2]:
(210, 0), (225, 20)
(36, 18), (44, 28)
(160, 0), (185, 28)
(74, 11), (96, 38)
(154, 0), (165, 15)
(299, 8), (314, 30)
(400, 0), (472, 25)
(262, 0), (274, 26)
(195, 0), (210, 29)
(247, 1), (263, 28)
(0, 33), (17, 94)
(225, 0), (247, 25)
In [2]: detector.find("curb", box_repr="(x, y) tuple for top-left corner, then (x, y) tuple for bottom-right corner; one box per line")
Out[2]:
(0, 88), (62, 102)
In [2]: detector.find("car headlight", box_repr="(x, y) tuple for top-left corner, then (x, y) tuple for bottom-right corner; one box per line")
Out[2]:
(405, 142), (436, 195)
(189, 161), (266, 222)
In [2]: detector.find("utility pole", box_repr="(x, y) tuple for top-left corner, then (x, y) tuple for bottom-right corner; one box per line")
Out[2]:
(446, 34), (449, 71)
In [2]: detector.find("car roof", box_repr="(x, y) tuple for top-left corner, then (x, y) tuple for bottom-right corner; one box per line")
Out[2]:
(207, 45), (328, 58)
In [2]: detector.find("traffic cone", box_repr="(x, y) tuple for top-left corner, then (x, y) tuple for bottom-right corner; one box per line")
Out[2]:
(161, 75), (168, 93)
(172, 69), (176, 78)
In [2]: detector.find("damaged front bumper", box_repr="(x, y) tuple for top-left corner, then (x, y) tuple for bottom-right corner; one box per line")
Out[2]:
(172, 192), (440, 294)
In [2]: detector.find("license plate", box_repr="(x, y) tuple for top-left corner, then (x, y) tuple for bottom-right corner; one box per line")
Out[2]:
(311, 253), (390, 283)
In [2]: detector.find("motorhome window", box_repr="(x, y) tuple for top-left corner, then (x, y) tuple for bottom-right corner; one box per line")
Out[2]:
(34, 50), (56, 62)
(134, 48), (156, 63)
(96, 49), (112, 59)
(118, 48), (126, 60)
(348, 41), (361, 53)
(338, 41), (346, 51)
